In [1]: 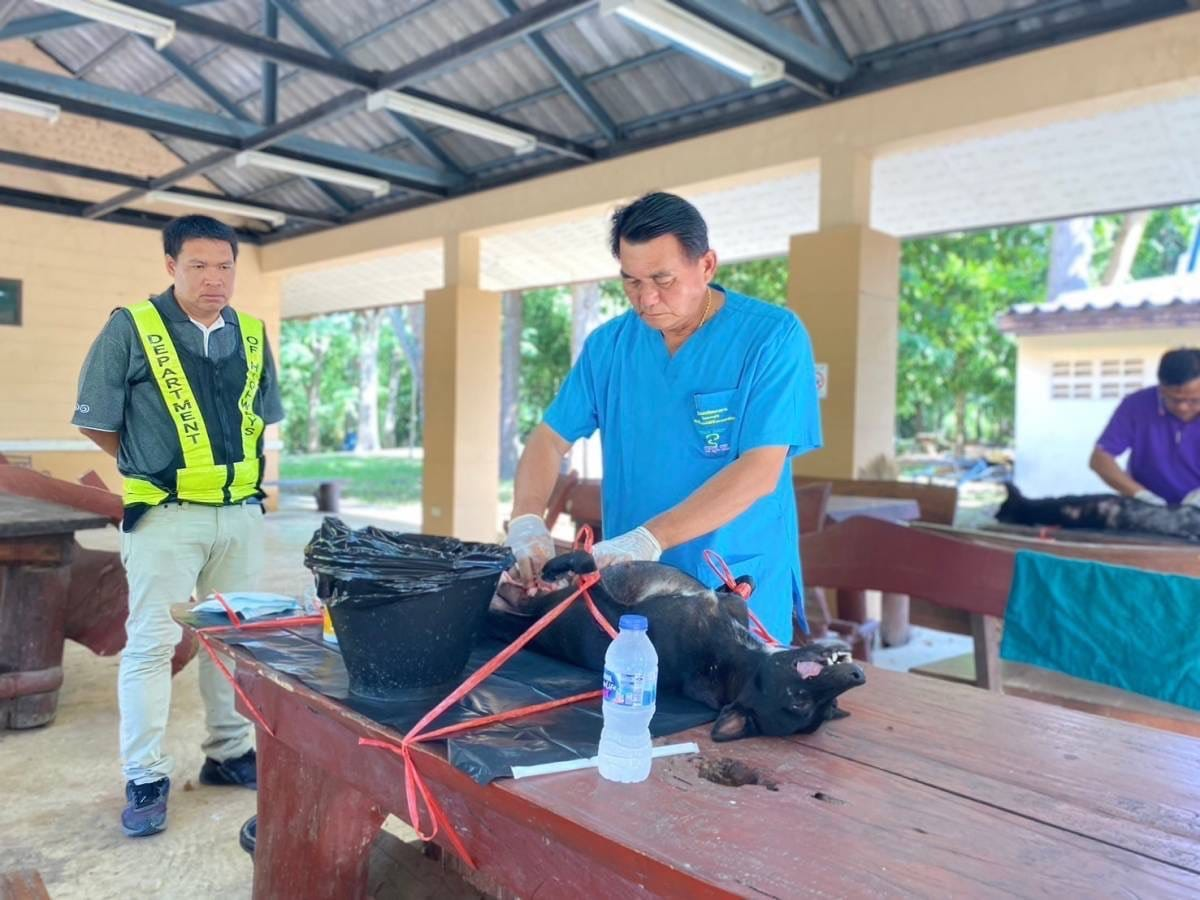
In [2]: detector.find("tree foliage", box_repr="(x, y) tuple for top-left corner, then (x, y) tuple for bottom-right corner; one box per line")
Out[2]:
(898, 226), (1049, 451)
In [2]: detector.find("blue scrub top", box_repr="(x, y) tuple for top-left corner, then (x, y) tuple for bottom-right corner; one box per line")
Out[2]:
(543, 286), (822, 640)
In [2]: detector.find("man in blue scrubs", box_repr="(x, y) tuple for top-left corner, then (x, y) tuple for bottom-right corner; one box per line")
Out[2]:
(505, 192), (822, 641)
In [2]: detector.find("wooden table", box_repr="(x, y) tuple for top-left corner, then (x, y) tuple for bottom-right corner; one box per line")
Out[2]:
(190, 619), (1200, 899)
(0, 493), (110, 728)
(823, 496), (921, 637)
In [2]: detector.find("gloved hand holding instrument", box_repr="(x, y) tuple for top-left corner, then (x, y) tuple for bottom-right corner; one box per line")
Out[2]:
(505, 513), (556, 584)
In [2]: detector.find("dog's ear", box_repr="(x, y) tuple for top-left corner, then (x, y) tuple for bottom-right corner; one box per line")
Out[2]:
(712, 703), (755, 742)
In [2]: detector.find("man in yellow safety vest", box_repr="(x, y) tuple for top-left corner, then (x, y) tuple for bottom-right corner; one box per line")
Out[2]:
(74, 215), (283, 837)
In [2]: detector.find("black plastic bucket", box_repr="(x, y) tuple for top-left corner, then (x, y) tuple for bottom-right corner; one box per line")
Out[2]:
(327, 568), (504, 698)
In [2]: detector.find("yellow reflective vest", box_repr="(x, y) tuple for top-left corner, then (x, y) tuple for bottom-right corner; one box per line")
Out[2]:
(122, 300), (266, 508)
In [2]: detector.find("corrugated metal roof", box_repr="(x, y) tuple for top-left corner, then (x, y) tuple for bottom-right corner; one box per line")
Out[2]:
(1, 0), (1180, 238)
(1007, 276), (1200, 317)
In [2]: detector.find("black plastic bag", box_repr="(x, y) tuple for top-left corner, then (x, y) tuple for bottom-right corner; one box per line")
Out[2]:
(304, 517), (513, 609)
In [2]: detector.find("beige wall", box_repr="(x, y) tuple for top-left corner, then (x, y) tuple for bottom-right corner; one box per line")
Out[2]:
(1014, 328), (1200, 497)
(0, 205), (281, 493)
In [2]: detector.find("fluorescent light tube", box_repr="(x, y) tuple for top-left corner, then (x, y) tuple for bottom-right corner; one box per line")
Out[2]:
(601, 0), (784, 87)
(366, 90), (537, 155)
(0, 91), (60, 123)
(147, 191), (286, 228)
(235, 151), (390, 199)
(34, 0), (175, 50)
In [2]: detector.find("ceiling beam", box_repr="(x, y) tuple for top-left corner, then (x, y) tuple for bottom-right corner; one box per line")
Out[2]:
(0, 148), (342, 225)
(793, 0), (849, 62)
(82, 0), (595, 219)
(671, 0), (854, 84)
(267, 0), (464, 176)
(142, 31), (355, 212)
(0, 0), (216, 42)
(0, 60), (454, 192)
(122, 0), (378, 87)
(124, 0), (589, 162)
(0, 184), (264, 239)
(857, 0), (1089, 64)
(493, 0), (617, 143)
(261, 0), (278, 126)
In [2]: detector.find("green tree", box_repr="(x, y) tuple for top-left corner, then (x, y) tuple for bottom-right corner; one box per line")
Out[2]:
(898, 226), (1049, 453)
(518, 287), (573, 440)
(714, 257), (788, 305)
(1091, 205), (1200, 282)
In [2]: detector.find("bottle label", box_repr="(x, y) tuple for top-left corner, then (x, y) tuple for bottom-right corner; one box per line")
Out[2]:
(603, 668), (656, 707)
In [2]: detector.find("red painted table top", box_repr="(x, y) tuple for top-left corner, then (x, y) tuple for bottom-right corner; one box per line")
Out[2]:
(195, 621), (1200, 898)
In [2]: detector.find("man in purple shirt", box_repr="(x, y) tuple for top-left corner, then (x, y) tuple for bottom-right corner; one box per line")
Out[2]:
(1090, 348), (1200, 506)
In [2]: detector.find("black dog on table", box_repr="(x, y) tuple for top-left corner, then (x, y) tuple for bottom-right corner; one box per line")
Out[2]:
(490, 552), (865, 742)
(996, 484), (1200, 543)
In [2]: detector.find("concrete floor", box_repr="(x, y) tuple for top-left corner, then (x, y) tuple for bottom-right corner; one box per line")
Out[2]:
(0, 505), (489, 900)
(0, 500), (977, 898)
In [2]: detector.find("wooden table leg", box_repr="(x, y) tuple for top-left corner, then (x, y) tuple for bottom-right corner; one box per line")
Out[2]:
(253, 729), (386, 900)
(881, 593), (911, 647)
(971, 614), (1003, 692)
(0, 537), (71, 730)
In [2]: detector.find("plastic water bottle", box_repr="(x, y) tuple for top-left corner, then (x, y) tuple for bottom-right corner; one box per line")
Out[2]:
(598, 615), (658, 783)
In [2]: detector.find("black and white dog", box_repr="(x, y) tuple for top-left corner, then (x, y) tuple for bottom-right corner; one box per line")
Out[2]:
(996, 484), (1200, 543)
(490, 552), (865, 742)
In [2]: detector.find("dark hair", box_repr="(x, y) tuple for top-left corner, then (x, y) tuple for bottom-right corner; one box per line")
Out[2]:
(609, 191), (709, 259)
(162, 214), (239, 260)
(1159, 348), (1200, 386)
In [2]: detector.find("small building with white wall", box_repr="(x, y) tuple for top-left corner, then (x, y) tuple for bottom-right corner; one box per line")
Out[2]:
(998, 275), (1200, 498)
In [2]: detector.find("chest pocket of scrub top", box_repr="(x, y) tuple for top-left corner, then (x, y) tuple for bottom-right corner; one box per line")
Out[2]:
(692, 389), (740, 458)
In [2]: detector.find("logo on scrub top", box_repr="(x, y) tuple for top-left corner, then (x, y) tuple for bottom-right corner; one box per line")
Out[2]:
(694, 404), (734, 456)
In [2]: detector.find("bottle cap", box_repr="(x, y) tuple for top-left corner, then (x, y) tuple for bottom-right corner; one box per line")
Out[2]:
(618, 614), (648, 631)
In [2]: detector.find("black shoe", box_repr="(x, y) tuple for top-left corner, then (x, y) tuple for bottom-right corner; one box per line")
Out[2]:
(199, 748), (257, 788)
(121, 777), (169, 837)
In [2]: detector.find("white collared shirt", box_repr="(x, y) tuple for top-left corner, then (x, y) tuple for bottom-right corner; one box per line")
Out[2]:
(189, 316), (225, 357)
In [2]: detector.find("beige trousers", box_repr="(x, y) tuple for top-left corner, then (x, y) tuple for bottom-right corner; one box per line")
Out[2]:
(118, 502), (264, 783)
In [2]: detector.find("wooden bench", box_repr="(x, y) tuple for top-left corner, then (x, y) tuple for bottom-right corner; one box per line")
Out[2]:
(796, 477), (958, 647)
(799, 516), (1200, 737)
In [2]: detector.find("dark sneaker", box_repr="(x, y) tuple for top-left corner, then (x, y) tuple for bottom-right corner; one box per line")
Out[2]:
(121, 777), (169, 837)
(199, 748), (257, 788)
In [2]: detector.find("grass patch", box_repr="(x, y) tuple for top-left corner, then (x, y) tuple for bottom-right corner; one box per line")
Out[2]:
(279, 452), (423, 504)
(280, 452), (517, 508)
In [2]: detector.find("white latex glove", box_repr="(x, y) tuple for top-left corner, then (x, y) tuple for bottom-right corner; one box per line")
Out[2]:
(591, 526), (662, 568)
(505, 514), (555, 582)
(1133, 489), (1167, 506)
(1182, 488), (1200, 508)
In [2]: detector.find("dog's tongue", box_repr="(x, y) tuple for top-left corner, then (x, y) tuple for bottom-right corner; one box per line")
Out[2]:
(796, 661), (824, 679)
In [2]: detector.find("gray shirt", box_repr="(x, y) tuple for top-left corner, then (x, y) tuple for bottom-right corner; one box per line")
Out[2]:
(73, 289), (284, 484)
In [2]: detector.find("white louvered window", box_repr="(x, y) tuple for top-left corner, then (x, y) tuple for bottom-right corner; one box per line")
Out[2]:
(1052, 358), (1146, 402)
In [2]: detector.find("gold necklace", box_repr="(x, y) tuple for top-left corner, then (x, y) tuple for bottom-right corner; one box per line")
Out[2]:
(697, 287), (713, 331)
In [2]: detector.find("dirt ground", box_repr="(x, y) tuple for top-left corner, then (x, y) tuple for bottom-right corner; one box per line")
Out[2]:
(0, 505), (483, 900)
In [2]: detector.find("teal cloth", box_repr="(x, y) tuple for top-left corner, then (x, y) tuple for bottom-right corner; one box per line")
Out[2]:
(1000, 550), (1200, 711)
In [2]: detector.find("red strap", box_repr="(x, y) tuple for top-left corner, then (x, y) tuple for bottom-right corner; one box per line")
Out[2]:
(200, 563), (621, 870)
(195, 592), (324, 735)
(703, 549), (780, 646)
(361, 569), (611, 867)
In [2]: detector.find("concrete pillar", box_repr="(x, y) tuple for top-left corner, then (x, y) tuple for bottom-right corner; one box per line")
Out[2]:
(790, 153), (901, 479)
(421, 235), (502, 541)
